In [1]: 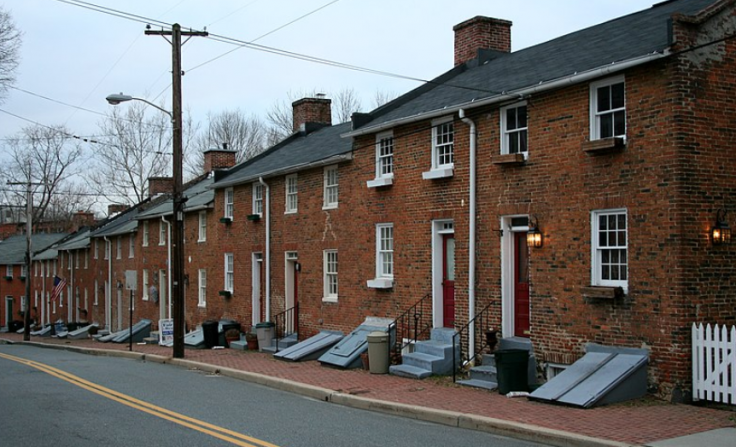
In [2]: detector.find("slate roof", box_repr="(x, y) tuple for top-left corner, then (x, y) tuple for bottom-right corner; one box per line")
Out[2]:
(91, 202), (149, 238)
(348, 0), (716, 135)
(213, 122), (353, 189)
(137, 175), (214, 220)
(55, 229), (91, 251)
(0, 233), (68, 264)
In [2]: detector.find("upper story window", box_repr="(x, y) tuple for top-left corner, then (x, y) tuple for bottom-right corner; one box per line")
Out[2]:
(501, 102), (528, 157)
(142, 269), (149, 301)
(423, 117), (454, 180)
(20, 264), (27, 278)
(159, 221), (166, 246)
(129, 234), (135, 258)
(104, 240), (110, 260)
(252, 183), (264, 216)
(198, 211), (207, 242)
(224, 253), (234, 293)
(224, 188), (234, 219)
(142, 221), (149, 247)
(323, 165), (339, 209)
(84, 249), (88, 269)
(368, 224), (394, 289)
(591, 209), (628, 291)
(285, 174), (298, 214)
(94, 239), (99, 259)
(323, 249), (338, 302)
(116, 236), (122, 259)
(368, 132), (394, 188)
(590, 76), (626, 140)
(6, 265), (12, 278)
(198, 269), (207, 308)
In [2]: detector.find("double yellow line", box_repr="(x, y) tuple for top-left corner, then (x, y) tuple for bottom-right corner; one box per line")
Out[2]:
(0, 352), (281, 447)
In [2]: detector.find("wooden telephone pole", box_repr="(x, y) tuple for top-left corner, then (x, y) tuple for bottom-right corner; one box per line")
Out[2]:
(145, 24), (208, 358)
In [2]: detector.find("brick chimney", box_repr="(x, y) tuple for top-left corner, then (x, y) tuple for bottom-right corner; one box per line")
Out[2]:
(292, 95), (332, 133)
(107, 204), (129, 216)
(453, 16), (512, 66)
(71, 210), (96, 232)
(204, 144), (237, 173)
(148, 177), (173, 197)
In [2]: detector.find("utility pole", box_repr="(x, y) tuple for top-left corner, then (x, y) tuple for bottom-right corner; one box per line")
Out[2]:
(146, 24), (208, 359)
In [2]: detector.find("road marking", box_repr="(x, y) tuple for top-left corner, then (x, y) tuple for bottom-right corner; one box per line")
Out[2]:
(0, 351), (281, 447)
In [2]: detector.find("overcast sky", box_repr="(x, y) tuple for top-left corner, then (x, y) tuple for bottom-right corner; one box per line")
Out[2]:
(1, 0), (659, 144)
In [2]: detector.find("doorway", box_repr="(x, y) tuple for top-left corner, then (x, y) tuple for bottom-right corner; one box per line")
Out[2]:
(4, 296), (12, 327)
(285, 252), (298, 333)
(432, 220), (454, 328)
(252, 253), (263, 326)
(501, 216), (531, 338)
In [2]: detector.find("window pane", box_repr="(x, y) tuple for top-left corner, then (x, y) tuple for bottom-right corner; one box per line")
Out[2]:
(597, 86), (611, 112)
(614, 111), (626, 136)
(519, 130), (528, 153)
(602, 265), (610, 280)
(509, 133), (519, 154)
(611, 83), (625, 109)
(600, 114), (613, 138)
(506, 108), (517, 129)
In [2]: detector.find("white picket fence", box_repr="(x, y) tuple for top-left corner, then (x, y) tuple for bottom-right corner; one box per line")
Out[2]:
(692, 323), (736, 404)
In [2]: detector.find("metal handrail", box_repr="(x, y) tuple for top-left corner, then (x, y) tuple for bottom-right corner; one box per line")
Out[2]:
(452, 302), (495, 382)
(387, 293), (433, 365)
(272, 303), (298, 353)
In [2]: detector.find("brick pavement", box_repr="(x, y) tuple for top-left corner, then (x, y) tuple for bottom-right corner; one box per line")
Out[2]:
(1, 332), (733, 446)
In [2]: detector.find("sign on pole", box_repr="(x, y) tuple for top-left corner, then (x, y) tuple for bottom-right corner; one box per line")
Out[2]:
(159, 319), (174, 346)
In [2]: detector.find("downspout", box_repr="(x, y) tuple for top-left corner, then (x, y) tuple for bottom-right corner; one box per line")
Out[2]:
(258, 177), (271, 321)
(459, 109), (477, 361)
(103, 236), (111, 330)
(68, 250), (74, 322)
(162, 216), (172, 319)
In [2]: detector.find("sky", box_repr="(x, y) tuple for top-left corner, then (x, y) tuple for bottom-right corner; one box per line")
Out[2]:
(0, 0), (660, 148)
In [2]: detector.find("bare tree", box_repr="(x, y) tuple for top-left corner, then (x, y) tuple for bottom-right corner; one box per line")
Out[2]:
(2, 124), (84, 224)
(332, 87), (362, 124)
(189, 109), (266, 176)
(90, 102), (173, 205)
(372, 90), (399, 109)
(0, 6), (22, 103)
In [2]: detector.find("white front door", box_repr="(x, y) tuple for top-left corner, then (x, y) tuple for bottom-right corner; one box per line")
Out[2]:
(252, 253), (263, 326)
(431, 220), (454, 328)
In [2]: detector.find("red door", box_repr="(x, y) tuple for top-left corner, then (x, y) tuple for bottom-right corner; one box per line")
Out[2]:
(442, 235), (455, 328)
(514, 232), (530, 337)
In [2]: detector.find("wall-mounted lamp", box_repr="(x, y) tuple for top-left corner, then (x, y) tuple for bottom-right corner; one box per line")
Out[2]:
(527, 216), (543, 248)
(711, 209), (731, 245)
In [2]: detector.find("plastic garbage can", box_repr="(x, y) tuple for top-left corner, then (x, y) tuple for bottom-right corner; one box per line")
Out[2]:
(256, 322), (275, 351)
(202, 320), (218, 348)
(495, 349), (529, 394)
(367, 331), (390, 374)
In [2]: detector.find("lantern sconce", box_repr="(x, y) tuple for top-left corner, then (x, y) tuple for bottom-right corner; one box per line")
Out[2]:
(711, 209), (731, 245)
(527, 216), (543, 248)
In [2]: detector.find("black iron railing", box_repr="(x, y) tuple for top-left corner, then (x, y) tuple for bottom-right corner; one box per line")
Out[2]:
(388, 293), (433, 365)
(452, 302), (496, 382)
(272, 303), (298, 353)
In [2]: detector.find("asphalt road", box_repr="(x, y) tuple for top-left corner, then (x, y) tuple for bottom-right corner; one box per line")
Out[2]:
(0, 344), (548, 447)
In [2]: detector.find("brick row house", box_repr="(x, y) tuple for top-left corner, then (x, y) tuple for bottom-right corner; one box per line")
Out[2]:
(5, 0), (734, 401)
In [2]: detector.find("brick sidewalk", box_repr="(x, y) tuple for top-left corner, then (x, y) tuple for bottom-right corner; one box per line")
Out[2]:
(2, 333), (733, 446)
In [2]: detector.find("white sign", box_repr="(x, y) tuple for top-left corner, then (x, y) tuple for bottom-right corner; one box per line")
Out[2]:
(125, 270), (137, 291)
(159, 319), (174, 346)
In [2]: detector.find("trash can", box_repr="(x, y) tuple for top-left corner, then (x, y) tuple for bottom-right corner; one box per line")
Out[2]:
(202, 320), (218, 349)
(367, 331), (390, 374)
(495, 349), (529, 394)
(255, 322), (275, 351)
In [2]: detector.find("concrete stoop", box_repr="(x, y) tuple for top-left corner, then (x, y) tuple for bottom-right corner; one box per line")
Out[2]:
(260, 334), (298, 354)
(458, 337), (537, 391)
(389, 328), (458, 379)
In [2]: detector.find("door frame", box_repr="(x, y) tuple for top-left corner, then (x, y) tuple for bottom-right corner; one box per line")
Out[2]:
(4, 296), (12, 327)
(431, 220), (454, 329)
(284, 251), (298, 333)
(500, 215), (530, 338)
(252, 252), (263, 326)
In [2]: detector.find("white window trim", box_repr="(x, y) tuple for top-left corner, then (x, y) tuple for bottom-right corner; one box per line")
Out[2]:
(129, 234), (135, 258)
(285, 174), (298, 214)
(323, 165), (339, 210)
(5, 265), (11, 278)
(224, 188), (234, 219)
(367, 131), (394, 188)
(198, 269), (207, 308)
(198, 211), (207, 242)
(159, 222), (166, 246)
(423, 116), (454, 180)
(368, 223), (394, 289)
(142, 270), (149, 301)
(323, 249), (338, 302)
(142, 221), (149, 247)
(224, 253), (234, 293)
(500, 101), (528, 158)
(252, 182), (264, 216)
(591, 208), (628, 292)
(589, 75), (626, 141)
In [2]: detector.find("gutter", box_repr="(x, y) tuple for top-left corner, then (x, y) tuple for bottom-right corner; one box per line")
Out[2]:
(342, 52), (666, 138)
(258, 177), (271, 322)
(458, 109), (477, 360)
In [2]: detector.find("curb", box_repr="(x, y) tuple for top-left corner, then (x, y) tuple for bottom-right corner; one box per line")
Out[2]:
(3, 340), (632, 447)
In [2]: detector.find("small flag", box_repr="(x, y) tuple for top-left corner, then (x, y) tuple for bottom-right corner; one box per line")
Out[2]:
(51, 276), (67, 302)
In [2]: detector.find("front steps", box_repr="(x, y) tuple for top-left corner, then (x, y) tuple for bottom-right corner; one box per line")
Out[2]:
(458, 336), (537, 391)
(389, 328), (459, 379)
(260, 333), (298, 353)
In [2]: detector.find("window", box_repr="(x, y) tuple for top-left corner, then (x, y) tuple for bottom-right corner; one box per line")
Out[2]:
(159, 222), (167, 246)
(368, 224), (394, 288)
(592, 209), (628, 290)
(423, 117), (454, 179)
(116, 236), (122, 259)
(142, 270), (149, 301)
(84, 249), (88, 269)
(20, 265), (27, 278)
(323, 165), (339, 209)
(104, 240), (109, 260)
(198, 269), (207, 307)
(253, 183), (263, 216)
(94, 239), (99, 259)
(224, 188), (234, 219)
(34, 262), (38, 277)
(75, 251), (80, 269)
(142, 221), (149, 247)
(129, 234), (135, 258)
(591, 76), (626, 140)
(501, 102), (528, 156)
(323, 250), (338, 302)
(285, 174), (298, 214)
(5, 265), (11, 278)
(198, 211), (207, 242)
(224, 253), (234, 293)
(94, 279), (99, 305)
(368, 132), (394, 188)
(68, 251), (72, 268)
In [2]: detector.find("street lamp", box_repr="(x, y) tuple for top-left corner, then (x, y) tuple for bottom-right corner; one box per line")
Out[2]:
(106, 92), (186, 359)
